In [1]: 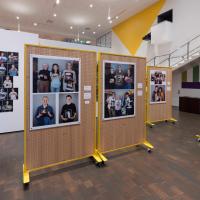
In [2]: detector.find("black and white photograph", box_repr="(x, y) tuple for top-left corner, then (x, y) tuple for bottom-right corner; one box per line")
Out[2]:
(32, 94), (56, 128)
(2, 100), (13, 112)
(30, 55), (81, 130)
(8, 88), (18, 100)
(59, 93), (79, 124)
(103, 60), (136, 120)
(150, 70), (166, 104)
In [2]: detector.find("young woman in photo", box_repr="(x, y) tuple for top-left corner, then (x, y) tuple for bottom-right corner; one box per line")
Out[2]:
(158, 87), (165, 101)
(8, 53), (18, 63)
(50, 63), (61, 92)
(3, 76), (12, 88)
(38, 64), (50, 93)
(0, 63), (6, 76)
(105, 67), (115, 89)
(9, 64), (18, 76)
(124, 67), (134, 89)
(62, 62), (77, 92)
(115, 65), (125, 89)
(152, 85), (159, 102)
(106, 92), (116, 118)
(115, 95), (122, 116)
(9, 88), (18, 100)
(0, 52), (7, 63)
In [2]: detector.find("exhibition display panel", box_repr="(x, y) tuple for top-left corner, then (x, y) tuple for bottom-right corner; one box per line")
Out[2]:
(23, 45), (98, 183)
(97, 53), (153, 154)
(146, 66), (176, 126)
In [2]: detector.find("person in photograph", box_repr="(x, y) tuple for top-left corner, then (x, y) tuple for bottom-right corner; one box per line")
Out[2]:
(50, 63), (61, 92)
(124, 67), (134, 89)
(3, 76), (12, 88)
(115, 95), (122, 116)
(35, 96), (54, 126)
(2, 101), (13, 112)
(115, 65), (125, 89)
(38, 64), (50, 93)
(152, 85), (159, 102)
(124, 92), (134, 115)
(0, 63), (6, 76)
(9, 88), (18, 100)
(60, 95), (77, 123)
(8, 52), (18, 63)
(62, 62), (77, 92)
(105, 67), (115, 89)
(106, 92), (116, 118)
(9, 64), (18, 76)
(0, 88), (7, 100)
(158, 87), (165, 101)
(0, 52), (8, 63)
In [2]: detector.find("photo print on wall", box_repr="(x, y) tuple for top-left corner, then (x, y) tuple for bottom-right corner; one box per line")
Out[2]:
(103, 60), (136, 120)
(150, 70), (166, 104)
(30, 54), (81, 130)
(0, 51), (19, 113)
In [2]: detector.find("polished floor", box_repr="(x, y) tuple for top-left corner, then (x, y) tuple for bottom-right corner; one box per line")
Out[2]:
(0, 108), (200, 200)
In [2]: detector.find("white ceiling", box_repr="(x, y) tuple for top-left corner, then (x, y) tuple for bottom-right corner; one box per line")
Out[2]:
(0, 0), (158, 41)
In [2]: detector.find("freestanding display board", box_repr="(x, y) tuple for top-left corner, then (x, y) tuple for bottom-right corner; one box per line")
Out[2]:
(23, 45), (99, 183)
(97, 53), (153, 154)
(146, 66), (176, 127)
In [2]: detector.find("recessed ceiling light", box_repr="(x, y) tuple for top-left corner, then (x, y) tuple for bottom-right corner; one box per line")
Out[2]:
(33, 22), (38, 26)
(98, 24), (101, 27)
(82, 31), (85, 34)
(109, 20), (113, 24)
(93, 31), (96, 34)
(16, 16), (20, 20)
(86, 40), (91, 44)
(53, 13), (57, 17)
(89, 4), (93, 8)
(107, 16), (111, 20)
(115, 16), (119, 19)
(56, 0), (60, 4)
(70, 26), (73, 30)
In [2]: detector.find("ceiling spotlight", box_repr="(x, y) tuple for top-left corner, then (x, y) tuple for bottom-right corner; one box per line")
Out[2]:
(115, 16), (119, 19)
(89, 4), (93, 8)
(70, 26), (73, 30)
(93, 31), (96, 34)
(82, 31), (85, 34)
(109, 20), (113, 24)
(16, 16), (20, 20)
(98, 24), (101, 27)
(86, 40), (91, 44)
(107, 8), (111, 20)
(107, 16), (111, 20)
(33, 22), (38, 26)
(56, 0), (60, 4)
(53, 13), (57, 17)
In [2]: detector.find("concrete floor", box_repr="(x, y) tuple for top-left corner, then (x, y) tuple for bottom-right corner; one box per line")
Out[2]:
(0, 108), (200, 200)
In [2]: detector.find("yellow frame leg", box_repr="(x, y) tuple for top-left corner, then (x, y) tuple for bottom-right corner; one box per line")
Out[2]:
(23, 164), (30, 184)
(92, 150), (108, 163)
(146, 121), (155, 127)
(169, 118), (177, 123)
(143, 140), (154, 152)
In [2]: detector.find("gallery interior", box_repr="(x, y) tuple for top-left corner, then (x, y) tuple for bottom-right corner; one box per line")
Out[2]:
(0, 0), (200, 199)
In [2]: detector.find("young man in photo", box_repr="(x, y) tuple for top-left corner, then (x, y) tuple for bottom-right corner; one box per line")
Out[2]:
(105, 68), (115, 89)
(152, 85), (159, 102)
(35, 96), (54, 126)
(115, 95), (122, 116)
(9, 88), (18, 100)
(124, 92), (134, 115)
(60, 95), (77, 123)
(0, 88), (7, 100)
(0, 52), (8, 63)
(62, 62), (77, 92)
(8, 52), (18, 63)
(115, 65), (125, 89)
(9, 64), (18, 76)
(3, 76), (12, 88)
(106, 92), (116, 118)
(2, 100), (13, 112)
(0, 64), (6, 76)
(38, 64), (50, 93)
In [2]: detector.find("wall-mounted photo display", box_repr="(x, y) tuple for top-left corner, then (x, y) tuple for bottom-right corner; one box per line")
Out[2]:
(30, 55), (81, 130)
(150, 70), (166, 104)
(103, 60), (136, 120)
(0, 51), (19, 113)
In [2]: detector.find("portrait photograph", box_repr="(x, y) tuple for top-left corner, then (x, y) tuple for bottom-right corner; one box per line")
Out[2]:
(150, 70), (166, 85)
(8, 88), (18, 100)
(104, 89), (135, 120)
(150, 85), (166, 103)
(32, 93), (56, 128)
(32, 55), (80, 93)
(104, 61), (135, 90)
(59, 93), (79, 124)
(2, 100), (13, 112)
(0, 88), (7, 101)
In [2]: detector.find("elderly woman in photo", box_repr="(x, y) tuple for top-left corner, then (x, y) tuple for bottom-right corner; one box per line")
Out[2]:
(50, 63), (61, 92)
(9, 64), (18, 76)
(62, 62), (76, 92)
(3, 75), (12, 88)
(38, 64), (50, 93)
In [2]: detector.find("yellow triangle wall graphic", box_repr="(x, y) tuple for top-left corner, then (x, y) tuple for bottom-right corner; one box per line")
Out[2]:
(112, 0), (166, 55)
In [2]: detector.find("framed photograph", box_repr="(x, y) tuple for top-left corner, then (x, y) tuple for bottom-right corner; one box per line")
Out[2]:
(30, 54), (81, 130)
(103, 60), (136, 120)
(150, 70), (166, 104)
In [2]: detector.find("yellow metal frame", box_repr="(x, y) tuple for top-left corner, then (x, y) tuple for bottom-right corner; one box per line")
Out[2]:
(97, 52), (154, 156)
(23, 44), (105, 184)
(146, 66), (177, 127)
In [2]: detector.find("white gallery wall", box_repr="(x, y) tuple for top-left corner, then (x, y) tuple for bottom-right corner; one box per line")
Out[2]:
(0, 29), (38, 133)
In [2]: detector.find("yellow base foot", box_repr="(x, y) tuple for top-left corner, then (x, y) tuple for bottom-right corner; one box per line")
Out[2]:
(169, 118), (177, 123)
(92, 150), (108, 163)
(143, 140), (154, 150)
(96, 150), (108, 162)
(146, 121), (155, 127)
(23, 164), (30, 184)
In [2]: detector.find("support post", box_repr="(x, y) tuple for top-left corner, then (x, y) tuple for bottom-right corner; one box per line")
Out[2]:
(23, 164), (30, 184)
